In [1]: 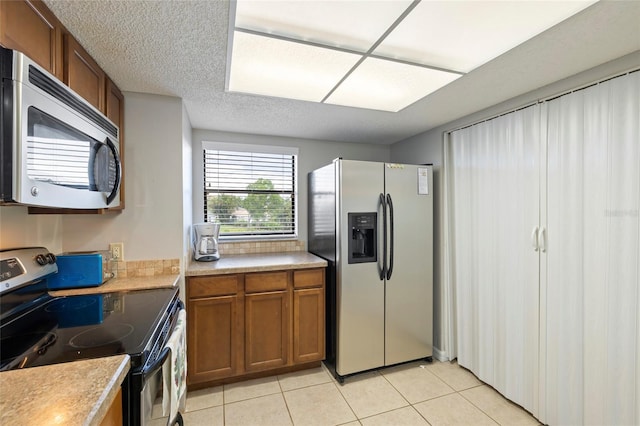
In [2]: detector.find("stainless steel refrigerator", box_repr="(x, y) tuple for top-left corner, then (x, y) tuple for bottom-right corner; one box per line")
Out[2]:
(308, 159), (433, 382)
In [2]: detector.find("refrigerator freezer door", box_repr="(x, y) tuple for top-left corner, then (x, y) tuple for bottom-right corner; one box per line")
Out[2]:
(384, 164), (433, 365)
(336, 160), (385, 376)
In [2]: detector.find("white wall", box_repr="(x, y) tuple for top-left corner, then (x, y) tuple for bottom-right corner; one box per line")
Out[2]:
(191, 129), (391, 245)
(0, 206), (63, 252)
(61, 93), (185, 264)
(389, 50), (640, 359)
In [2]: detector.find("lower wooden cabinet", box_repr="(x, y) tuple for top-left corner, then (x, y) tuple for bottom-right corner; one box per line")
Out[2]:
(245, 291), (289, 372)
(293, 287), (324, 363)
(187, 295), (241, 383)
(186, 267), (325, 386)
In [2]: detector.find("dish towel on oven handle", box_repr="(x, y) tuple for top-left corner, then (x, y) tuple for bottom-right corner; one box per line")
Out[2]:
(162, 308), (187, 422)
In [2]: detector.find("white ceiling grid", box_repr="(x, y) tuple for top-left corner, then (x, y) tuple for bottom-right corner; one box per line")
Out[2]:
(228, 0), (597, 111)
(41, 0), (640, 144)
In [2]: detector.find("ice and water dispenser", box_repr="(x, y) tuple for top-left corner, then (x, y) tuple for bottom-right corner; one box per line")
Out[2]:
(348, 212), (377, 264)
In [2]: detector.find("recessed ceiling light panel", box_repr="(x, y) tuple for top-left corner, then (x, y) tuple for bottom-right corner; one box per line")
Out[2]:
(228, 0), (594, 112)
(374, 0), (597, 72)
(235, 0), (414, 52)
(228, 31), (361, 102)
(325, 57), (461, 112)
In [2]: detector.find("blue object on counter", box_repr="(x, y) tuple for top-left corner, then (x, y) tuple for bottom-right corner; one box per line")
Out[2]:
(46, 252), (110, 289)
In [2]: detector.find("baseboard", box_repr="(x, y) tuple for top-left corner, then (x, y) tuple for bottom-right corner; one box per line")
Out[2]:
(433, 346), (450, 362)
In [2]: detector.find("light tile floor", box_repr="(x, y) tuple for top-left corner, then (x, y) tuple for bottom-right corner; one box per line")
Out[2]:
(152, 360), (541, 426)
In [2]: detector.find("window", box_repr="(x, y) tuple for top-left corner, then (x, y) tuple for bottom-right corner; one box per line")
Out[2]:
(203, 142), (298, 239)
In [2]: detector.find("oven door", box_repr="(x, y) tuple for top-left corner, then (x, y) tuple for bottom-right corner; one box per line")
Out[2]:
(127, 303), (185, 426)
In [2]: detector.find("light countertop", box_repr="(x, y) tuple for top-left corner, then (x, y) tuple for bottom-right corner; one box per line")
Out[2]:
(186, 252), (327, 276)
(0, 355), (130, 426)
(49, 274), (179, 296)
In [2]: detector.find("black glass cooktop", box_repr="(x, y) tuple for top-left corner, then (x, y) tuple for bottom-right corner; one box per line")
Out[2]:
(0, 287), (178, 371)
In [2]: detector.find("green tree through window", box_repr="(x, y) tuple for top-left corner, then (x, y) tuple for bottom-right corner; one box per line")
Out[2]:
(203, 145), (296, 237)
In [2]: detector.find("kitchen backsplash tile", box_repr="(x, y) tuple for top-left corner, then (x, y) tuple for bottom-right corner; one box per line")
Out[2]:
(108, 241), (303, 278)
(219, 240), (304, 255)
(114, 258), (180, 278)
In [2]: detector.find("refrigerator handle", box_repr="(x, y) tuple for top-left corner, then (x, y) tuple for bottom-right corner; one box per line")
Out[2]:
(379, 193), (387, 280)
(386, 193), (394, 280)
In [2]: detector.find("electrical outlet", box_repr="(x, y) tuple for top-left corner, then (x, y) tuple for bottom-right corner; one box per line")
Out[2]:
(109, 242), (124, 260)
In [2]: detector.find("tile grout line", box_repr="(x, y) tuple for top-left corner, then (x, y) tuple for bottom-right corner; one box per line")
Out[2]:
(331, 376), (360, 424)
(222, 383), (226, 426)
(376, 367), (432, 425)
(276, 375), (296, 426)
(456, 387), (503, 425)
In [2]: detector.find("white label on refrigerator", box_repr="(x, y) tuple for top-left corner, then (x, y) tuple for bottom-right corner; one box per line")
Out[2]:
(418, 167), (429, 195)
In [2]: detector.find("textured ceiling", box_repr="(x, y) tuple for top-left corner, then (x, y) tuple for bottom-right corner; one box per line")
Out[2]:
(42, 0), (640, 145)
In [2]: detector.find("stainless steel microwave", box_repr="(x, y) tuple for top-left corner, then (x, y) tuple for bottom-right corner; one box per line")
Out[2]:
(0, 47), (121, 209)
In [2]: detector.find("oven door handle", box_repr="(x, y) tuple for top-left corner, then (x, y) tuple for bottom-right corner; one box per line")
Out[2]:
(142, 347), (170, 382)
(141, 301), (185, 382)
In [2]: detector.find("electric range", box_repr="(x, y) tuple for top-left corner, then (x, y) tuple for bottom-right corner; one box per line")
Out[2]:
(0, 247), (183, 425)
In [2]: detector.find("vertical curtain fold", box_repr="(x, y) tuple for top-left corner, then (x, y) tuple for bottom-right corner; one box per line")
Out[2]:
(449, 105), (540, 415)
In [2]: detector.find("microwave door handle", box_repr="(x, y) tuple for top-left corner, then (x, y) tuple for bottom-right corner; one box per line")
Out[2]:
(88, 143), (100, 191)
(105, 137), (121, 205)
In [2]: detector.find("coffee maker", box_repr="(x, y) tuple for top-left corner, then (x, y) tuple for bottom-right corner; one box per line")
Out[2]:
(192, 223), (220, 261)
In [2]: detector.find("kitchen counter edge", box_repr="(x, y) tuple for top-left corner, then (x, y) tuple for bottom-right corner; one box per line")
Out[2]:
(49, 274), (180, 297)
(186, 252), (327, 276)
(0, 354), (130, 426)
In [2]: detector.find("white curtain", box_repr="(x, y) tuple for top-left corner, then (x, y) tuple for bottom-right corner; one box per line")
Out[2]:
(445, 70), (640, 425)
(449, 105), (541, 415)
(542, 71), (640, 426)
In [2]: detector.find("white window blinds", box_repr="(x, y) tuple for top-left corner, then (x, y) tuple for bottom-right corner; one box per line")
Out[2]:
(203, 144), (297, 238)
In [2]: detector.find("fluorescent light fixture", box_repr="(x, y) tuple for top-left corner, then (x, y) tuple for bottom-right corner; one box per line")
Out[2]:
(326, 58), (461, 112)
(374, 0), (598, 72)
(234, 0), (413, 52)
(228, 0), (597, 112)
(228, 31), (361, 102)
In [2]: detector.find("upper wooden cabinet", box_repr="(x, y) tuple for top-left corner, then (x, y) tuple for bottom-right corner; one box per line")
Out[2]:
(64, 34), (106, 112)
(106, 78), (125, 210)
(0, 0), (63, 79)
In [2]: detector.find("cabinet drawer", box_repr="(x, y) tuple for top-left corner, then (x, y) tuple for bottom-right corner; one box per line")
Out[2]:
(293, 268), (324, 289)
(245, 271), (288, 293)
(188, 275), (240, 298)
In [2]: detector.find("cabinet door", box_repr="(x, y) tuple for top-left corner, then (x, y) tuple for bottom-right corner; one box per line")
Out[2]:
(293, 287), (325, 363)
(64, 34), (105, 112)
(0, 0), (62, 79)
(245, 291), (288, 372)
(105, 78), (125, 210)
(187, 295), (240, 384)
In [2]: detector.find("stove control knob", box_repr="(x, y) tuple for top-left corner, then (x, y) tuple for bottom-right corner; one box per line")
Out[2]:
(35, 254), (48, 266)
(46, 253), (57, 264)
